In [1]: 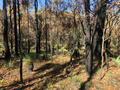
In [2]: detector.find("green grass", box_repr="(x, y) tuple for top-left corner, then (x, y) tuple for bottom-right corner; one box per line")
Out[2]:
(40, 52), (46, 57)
(110, 55), (120, 66)
(72, 75), (80, 82)
(8, 59), (12, 67)
(5, 59), (14, 68)
(23, 53), (36, 62)
(46, 79), (53, 90)
(106, 73), (112, 77)
(47, 82), (53, 90)
(0, 79), (4, 84)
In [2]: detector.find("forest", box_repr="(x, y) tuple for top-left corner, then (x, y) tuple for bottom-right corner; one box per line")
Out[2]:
(0, 0), (120, 89)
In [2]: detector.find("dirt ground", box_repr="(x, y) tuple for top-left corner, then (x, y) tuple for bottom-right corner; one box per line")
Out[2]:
(0, 55), (120, 90)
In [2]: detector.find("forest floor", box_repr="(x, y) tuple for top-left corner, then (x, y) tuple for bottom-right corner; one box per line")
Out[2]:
(0, 54), (120, 90)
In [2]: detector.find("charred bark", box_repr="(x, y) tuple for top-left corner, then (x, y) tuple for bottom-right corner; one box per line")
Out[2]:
(84, 0), (93, 76)
(3, 0), (11, 61)
(13, 0), (18, 56)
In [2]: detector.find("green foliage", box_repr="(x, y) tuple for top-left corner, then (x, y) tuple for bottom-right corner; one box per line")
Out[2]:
(47, 82), (53, 89)
(111, 44), (117, 49)
(8, 59), (12, 67)
(40, 52), (46, 57)
(23, 53), (36, 62)
(81, 46), (85, 50)
(59, 47), (68, 54)
(106, 73), (112, 77)
(0, 43), (4, 49)
(75, 47), (78, 50)
(46, 80), (53, 90)
(5, 59), (13, 68)
(110, 55), (120, 66)
(0, 79), (4, 84)
(72, 75), (80, 82)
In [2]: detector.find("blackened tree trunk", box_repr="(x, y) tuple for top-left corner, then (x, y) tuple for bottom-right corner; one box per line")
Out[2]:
(38, 26), (41, 53)
(13, 0), (18, 56)
(17, 0), (23, 83)
(50, 6), (53, 61)
(55, 2), (59, 56)
(45, 0), (48, 57)
(92, 0), (108, 58)
(27, 6), (30, 54)
(18, 0), (21, 52)
(35, 0), (39, 54)
(3, 0), (11, 61)
(9, 0), (13, 53)
(84, 0), (93, 76)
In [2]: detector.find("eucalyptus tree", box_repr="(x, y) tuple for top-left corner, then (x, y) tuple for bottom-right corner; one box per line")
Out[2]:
(45, 0), (48, 57)
(3, 0), (11, 60)
(83, 0), (109, 76)
(22, 0), (30, 54)
(17, 0), (21, 52)
(13, 0), (18, 55)
(52, 0), (67, 56)
(17, 0), (23, 83)
(34, 0), (39, 54)
(92, 0), (108, 58)
(68, 0), (79, 79)
(7, 0), (13, 53)
(84, 0), (93, 76)
(48, 0), (53, 61)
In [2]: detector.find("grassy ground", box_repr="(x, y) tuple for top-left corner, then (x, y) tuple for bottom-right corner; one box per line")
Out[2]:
(0, 54), (120, 90)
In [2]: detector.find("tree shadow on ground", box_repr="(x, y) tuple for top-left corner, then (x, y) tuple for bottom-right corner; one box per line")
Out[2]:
(79, 58), (109, 90)
(0, 56), (85, 90)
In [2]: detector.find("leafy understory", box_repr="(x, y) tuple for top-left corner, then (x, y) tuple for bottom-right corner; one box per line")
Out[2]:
(110, 55), (120, 66)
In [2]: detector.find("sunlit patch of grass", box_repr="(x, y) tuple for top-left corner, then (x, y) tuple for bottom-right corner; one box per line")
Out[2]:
(0, 79), (4, 84)
(110, 55), (120, 66)
(47, 83), (53, 90)
(106, 73), (112, 77)
(8, 60), (12, 67)
(23, 53), (36, 62)
(46, 80), (53, 90)
(81, 65), (85, 68)
(60, 58), (66, 62)
(72, 75), (80, 82)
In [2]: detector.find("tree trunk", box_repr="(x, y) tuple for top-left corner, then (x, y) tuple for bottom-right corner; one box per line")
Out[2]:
(17, 0), (23, 83)
(92, 0), (108, 58)
(3, 0), (11, 61)
(45, 0), (48, 58)
(50, 7), (53, 61)
(38, 27), (41, 53)
(35, 0), (39, 55)
(9, 0), (13, 54)
(84, 0), (93, 76)
(27, 6), (30, 54)
(13, 0), (18, 56)
(18, 0), (21, 52)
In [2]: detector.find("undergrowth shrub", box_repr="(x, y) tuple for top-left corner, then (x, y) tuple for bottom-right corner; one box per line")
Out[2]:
(110, 55), (120, 66)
